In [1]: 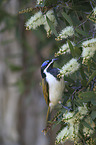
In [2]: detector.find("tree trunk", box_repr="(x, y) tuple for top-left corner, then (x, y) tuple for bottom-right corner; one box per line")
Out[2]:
(0, 0), (49, 145)
(0, 0), (21, 145)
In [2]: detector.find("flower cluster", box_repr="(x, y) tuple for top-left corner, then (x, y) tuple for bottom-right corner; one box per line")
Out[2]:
(26, 11), (45, 30)
(56, 126), (72, 144)
(82, 38), (96, 63)
(60, 58), (80, 76)
(56, 26), (74, 41)
(83, 117), (95, 136)
(93, 7), (96, 15)
(55, 41), (75, 56)
(44, 10), (57, 36)
(37, 0), (43, 5)
(26, 10), (57, 36)
(56, 104), (89, 144)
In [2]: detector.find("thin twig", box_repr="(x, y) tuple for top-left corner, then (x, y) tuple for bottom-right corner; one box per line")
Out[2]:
(76, 37), (93, 45)
(76, 20), (88, 28)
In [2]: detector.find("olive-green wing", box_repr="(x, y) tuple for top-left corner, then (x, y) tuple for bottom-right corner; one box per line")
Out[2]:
(42, 78), (49, 106)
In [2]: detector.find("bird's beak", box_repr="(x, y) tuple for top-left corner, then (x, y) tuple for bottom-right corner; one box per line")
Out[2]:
(52, 58), (58, 62)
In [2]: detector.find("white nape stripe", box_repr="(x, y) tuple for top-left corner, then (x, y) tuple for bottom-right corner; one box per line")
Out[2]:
(44, 59), (54, 72)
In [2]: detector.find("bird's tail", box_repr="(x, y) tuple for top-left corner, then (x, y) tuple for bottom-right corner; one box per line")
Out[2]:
(46, 106), (50, 121)
(42, 107), (51, 135)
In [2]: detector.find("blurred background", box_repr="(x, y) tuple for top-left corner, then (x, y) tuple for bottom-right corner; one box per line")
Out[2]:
(0, 0), (73, 145)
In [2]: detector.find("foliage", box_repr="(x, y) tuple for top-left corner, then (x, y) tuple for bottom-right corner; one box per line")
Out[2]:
(22, 0), (96, 144)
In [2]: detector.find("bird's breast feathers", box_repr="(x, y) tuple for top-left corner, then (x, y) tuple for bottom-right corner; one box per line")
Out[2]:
(45, 71), (65, 110)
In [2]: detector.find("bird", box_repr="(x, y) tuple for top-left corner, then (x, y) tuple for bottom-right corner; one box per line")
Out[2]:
(41, 58), (65, 121)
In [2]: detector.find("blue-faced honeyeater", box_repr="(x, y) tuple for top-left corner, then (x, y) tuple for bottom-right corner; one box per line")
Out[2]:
(41, 58), (65, 121)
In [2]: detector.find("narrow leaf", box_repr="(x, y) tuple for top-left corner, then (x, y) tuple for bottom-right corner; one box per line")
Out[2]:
(53, 9), (60, 25)
(80, 66), (86, 80)
(82, 120), (93, 130)
(79, 91), (96, 98)
(62, 11), (73, 25)
(46, 16), (58, 36)
(91, 99), (96, 105)
(75, 28), (88, 37)
(64, 76), (75, 84)
(80, 66), (87, 87)
(87, 71), (96, 85)
(79, 91), (96, 104)
(91, 111), (96, 120)
(74, 47), (81, 56)
(67, 40), (75, 57)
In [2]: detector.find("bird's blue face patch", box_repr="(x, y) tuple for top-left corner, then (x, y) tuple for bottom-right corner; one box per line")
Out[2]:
(41, 60), (50, 68)
(41, 60), (50, 78)
(41, 59), (58, 78)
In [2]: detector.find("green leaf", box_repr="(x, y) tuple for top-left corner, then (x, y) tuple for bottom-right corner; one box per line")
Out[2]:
(82, 120), (93, 130)
(91, 99), (96, 105)
(79, 91), (96, 98)
(81, 79), (87, 87)
(44, 0), (58, 7)
(74, 32), (80, 38)
(74, 100), (84, 107)
(80, 66), (87, 87)
(79, 91), (96, 104)
(64, 76), (75, 84)
(74, 47), (81, 57)
(46, 16), (58, 36)
(91, 111), (96, 120)
(67, 40), (75, 57)
(87, 71), (96, 85)
(75, 28), (89, 37)
(53, 9), (60, 26)
(62, 11), (73, 25)
(80, 66), (86, 80)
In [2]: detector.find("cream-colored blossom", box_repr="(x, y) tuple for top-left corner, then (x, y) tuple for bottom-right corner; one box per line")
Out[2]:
(56, 105), (88, 144)
(93, 7), (96, 15)
(83, 117), (95, 136)
(26, 11), (45, 30)
(64, 112), (73, 120)
(44, 24), (51, 36)
(45, 10), (56, 22)
(60, 58), (80, 76)
(82, 38), (96, 63)
(55, 42), (75, 56)
(26, 10), (57, 36)
(82, 38), (96, 47)
(56, 112), (79, 144)
(37, 0), (43, 5)
(82, 47), (96, 61)
(44, 10), (57, 36)
(56, 126), (69, 144)
(56, 125), (78, 144)
(56, 26), (74, 40)
(78, 104), (88, 116)
(77, 104), (88, 120)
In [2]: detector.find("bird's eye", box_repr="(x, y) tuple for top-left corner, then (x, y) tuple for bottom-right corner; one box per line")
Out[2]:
(45, 60), (49, 64)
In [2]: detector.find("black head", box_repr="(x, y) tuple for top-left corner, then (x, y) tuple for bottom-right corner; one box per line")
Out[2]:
(41, 58), (58, 78)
